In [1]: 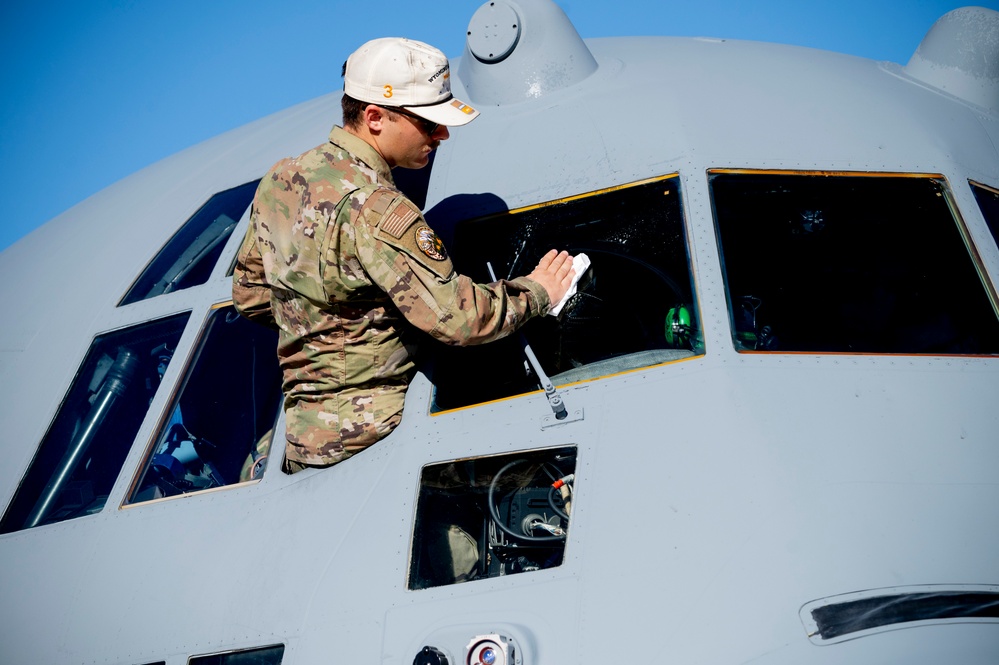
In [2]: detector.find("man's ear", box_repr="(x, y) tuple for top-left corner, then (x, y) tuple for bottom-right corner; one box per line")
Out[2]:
(364, 104), (389, 133)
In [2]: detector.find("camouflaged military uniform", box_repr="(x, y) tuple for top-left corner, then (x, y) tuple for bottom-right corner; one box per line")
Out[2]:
(233, 126), (550, 468)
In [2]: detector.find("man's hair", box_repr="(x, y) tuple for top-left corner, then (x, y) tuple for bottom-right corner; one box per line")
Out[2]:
(341, 94), (366, 129)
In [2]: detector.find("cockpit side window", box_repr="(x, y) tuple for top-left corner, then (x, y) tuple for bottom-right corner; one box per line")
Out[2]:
(0, 313), (190, 533)
(126, 305), (282, 504)
(432, 175), (701, 412)
(971, 180), (999, 250)
(711, 172), (999, 354)
(119, 181), (259, 306)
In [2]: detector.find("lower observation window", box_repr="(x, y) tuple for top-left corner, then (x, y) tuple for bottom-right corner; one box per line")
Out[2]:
(127, 305), (282, 504)
(711, 171), (999, 354)
(409, 446), (577, 590)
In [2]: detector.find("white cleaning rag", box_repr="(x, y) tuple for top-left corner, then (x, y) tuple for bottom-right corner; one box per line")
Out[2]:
(548, 253), (591, 317)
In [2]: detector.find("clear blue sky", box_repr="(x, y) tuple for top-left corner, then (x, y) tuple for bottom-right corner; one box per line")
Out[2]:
(0, 0), (989, 252)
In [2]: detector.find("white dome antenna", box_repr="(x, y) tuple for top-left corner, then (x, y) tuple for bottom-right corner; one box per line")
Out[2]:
(904, 6), (999, 113)
(458, 0), (598, 105)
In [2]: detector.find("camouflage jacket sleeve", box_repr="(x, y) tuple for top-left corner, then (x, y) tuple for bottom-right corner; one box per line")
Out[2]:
(232, 190), (278, 329)
(351, 189), (551, 346)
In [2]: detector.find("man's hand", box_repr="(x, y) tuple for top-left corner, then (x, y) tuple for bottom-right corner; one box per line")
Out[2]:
(526, 249), (576, 309)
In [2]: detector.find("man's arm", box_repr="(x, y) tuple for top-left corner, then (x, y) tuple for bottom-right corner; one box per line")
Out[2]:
(231, 206), (277, 328)
(354, 194), (573, 346)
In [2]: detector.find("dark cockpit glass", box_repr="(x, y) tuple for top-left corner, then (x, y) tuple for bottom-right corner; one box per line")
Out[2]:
(0, 313), (190, 533)
(189, 644), (285, 664)
(119, 181), (259, 306)
(711, 172), (999, 354)
(432, 175), (701, 411)
(806, 589), (999, 642)
(971, 180), (999, 250)
(128, 305), (282, 504)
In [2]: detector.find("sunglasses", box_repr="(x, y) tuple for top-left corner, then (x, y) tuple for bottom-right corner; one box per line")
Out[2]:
(380, 106), (440, 136)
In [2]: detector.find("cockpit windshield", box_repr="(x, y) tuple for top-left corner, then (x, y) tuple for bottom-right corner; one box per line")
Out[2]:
(432, 175), (702, 411)
(711, 171), (999, 354)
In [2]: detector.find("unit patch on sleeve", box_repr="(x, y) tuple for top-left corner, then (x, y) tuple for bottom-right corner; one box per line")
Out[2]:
(415, 226), (448, 261)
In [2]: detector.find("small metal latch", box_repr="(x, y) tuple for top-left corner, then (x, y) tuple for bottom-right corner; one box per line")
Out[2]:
(542, 407), (584, 429)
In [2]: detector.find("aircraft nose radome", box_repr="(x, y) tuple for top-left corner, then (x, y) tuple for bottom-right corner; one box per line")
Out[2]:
(904, 6), (999, 113)
(458, 0), (598, 106)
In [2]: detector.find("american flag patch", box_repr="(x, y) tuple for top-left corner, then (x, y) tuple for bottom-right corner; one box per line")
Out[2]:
(380, 202), (420, 238)
(451, 99), (476, 115)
